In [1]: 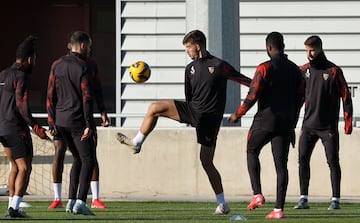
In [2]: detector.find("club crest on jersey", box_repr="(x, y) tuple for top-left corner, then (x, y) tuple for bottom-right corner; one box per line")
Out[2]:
(323, 73), (329, 80)
(208, 66), (215, 74)
(305, 69), (310, 78)
(190, 66), (195, 75)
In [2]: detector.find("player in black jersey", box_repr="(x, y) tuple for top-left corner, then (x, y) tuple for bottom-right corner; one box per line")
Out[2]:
(48, 33), (109, 210)
(228, 32), (304, 219)
(0, 35), (48, 218)
(293, 35), (353, 211)
(47, 31), (95, 215)
(116, 30), (251, 215)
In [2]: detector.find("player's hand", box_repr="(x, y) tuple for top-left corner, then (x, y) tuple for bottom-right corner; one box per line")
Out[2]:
(33, 124), (49, 140)
(81, 127), (91, 141)
(48, 125), (58, 136)
(101, 112), (110, 127)
(227, 113), (240, 123)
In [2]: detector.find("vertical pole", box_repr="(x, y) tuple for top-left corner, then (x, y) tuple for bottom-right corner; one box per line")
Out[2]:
(115, 0), (122, 126)
(208, 0), (241, 126)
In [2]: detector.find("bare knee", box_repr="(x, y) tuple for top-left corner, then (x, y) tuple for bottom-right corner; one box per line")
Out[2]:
(15, 159), (32, 175)
(147, 102), (164, 116)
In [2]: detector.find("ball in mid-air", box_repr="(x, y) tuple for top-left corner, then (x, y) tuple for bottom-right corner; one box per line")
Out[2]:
(129, 61), (151, 83)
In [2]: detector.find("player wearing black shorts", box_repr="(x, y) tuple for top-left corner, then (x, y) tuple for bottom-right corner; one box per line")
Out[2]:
(47, 31), (95, 215)
(0, 36), (48, 218)
(116, 30), (251, 215)
(293, 35), (353, 211)
(229, 32), (304, 219)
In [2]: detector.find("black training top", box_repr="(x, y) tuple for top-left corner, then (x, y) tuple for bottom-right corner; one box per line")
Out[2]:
(47, 52), (93, 129)
(0, 63), (39, 135)
(236, 53), (304, 132)
(184, 52), (251, 116)
(300, 52), (353, 133)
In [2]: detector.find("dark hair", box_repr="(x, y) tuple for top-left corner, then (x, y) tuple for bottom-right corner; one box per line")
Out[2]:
(304, 35), (322, 48)
(266, 32), (285, 51)
(68, 31), (91, 45)
(182, 30), (206, 47)
(16, 35), (37, 60)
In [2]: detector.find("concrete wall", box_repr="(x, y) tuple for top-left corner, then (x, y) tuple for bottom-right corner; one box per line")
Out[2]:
(1, 127), (358, 201)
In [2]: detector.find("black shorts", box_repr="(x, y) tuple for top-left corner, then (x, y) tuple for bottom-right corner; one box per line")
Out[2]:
(0, 131), (33, 160)
(174, 100), (222, 147)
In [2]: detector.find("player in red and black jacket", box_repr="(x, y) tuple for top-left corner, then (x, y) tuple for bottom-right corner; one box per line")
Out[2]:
(294, 35), (353, 211)
(0, 35), (48, 218)
(116, 30), (251, 215)
(229, 32), (305, 219)
(47, 31), (96, 215)
(48, 52), (109, 209)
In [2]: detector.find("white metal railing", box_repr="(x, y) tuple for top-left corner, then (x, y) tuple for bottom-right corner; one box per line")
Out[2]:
(32, 113), (360, 128)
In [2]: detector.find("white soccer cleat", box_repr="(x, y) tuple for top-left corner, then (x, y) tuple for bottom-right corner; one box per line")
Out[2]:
(72, 200), (95, 216)
(19, 202), (32, 208)
(65, 199), (76, 213)
(214, 203), (231, 215)
(116, 132), (141, 154)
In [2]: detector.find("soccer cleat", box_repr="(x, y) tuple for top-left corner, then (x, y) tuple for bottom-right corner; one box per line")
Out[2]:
(91, 199), (107, 209)
(19, 202), (32, 208)
(265, 209), (284, 219)
(116, 132), (141, 154)
(293, 198), (310, 209)
(66, 199), (76, 213)
(328, 200), (341, 210)
(6, 207), (31, 218)
(48, 199), (63, 209)
(247, 194), (265, 210)
(214, 203), (231, 215)
(73, 201), (95, 215)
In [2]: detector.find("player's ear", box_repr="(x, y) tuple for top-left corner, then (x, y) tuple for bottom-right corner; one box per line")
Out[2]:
(79, 42), (85, 50)
(27, 56), (35, 66)
(267, 44), (272, 52)
(195, 44), (201, 51)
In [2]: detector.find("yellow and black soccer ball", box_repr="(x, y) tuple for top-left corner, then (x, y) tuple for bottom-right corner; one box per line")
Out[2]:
(129, 61), (151, 83)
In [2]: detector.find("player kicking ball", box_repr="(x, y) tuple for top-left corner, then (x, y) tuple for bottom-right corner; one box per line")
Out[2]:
(116, 29), (251, 215)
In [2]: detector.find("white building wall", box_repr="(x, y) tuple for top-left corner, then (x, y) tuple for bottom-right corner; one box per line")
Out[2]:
(239, 0), (360, 127)
(117, 0), (360, 127)
(117, 0), (187, 127)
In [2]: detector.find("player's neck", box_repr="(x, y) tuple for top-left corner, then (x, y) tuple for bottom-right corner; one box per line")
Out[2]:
(198, 50), (207, 59)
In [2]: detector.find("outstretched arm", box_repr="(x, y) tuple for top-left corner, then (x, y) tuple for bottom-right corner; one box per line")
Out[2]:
(228, 64), (267, 123)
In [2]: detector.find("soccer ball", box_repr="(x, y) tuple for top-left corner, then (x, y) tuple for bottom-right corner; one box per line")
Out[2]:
(129, 61), (151, 83)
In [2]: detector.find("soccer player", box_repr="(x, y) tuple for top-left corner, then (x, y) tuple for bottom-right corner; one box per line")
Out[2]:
(293, 35), (353, 210)
(228, 32), (304, 219)
(0, 35), (48, 218)
(47, 31), (96, 215)
(48, 37), (110, 210)
(116, 29), (251, 215)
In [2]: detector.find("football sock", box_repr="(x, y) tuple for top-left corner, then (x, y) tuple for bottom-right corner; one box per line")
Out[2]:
(300, 195), (308, 200)
(10, 195), (22, 210)
(216, 192), (226, 205)
(8, 196), (12, 208)
(332, 197), (340, 202)
(91, 181), (99, 202)
(76, 199), (84, 205)
(274, 208), (282, 212)
(53, 183), (62, 200)
(132, 131), (146, 145)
